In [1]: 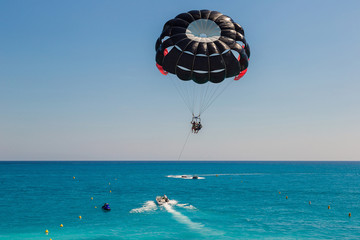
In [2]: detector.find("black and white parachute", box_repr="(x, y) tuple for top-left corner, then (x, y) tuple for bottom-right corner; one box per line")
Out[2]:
(155, 10), (250, 117)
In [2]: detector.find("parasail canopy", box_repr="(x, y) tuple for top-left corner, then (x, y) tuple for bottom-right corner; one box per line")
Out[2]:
(155, 10), (250, 117)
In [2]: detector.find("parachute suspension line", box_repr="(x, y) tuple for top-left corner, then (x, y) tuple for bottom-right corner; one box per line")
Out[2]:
(206, 83), (222, 109)
(200, 81), (229, 115)
(169, 74), (236, 117)
(170, 76), (193, 114)
(199, 83), (210, 115)
(197, 84), (204, 114)
(177, 128), (192, 160)
(183, 81), (192, 112)
(196, 82), (218, 115)
(192, 84), (197, 116)
(199, 82), (218, 114)
(172, 81), (192, 113)
(200, 85), (219, 114)
(200, 79), (234, 115)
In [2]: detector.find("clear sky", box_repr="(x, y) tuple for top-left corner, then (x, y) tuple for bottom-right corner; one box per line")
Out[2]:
(1, 0), (360, 160)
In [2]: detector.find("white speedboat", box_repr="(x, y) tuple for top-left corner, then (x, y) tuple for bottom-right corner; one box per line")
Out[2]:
(180, 175), (198, 179)
(156, 195), (169, 205)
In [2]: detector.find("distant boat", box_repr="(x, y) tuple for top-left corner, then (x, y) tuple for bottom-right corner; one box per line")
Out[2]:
(180, 175), (199, 179)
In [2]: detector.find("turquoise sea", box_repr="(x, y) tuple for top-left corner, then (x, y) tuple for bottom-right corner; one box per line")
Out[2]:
(0, 161), (359, 239)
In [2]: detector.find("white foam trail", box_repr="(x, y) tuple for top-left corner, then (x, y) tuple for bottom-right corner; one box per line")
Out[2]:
(163, 203), (204, 231)
(166, 175), (184, 179)
(177, 203), (197, 210)
(200, 173), (266, 176)
(130, 201), (157, 213)
(167, 199), (178, 205)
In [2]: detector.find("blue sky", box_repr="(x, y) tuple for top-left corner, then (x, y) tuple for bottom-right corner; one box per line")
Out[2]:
(1, 0), (360, 160)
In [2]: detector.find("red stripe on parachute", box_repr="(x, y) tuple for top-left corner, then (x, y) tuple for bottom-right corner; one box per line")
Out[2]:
(234, 68), (247, 80)
(234, 48), (249, 80)
(156, 63), (168, 75)
(156, 49), (169, 75)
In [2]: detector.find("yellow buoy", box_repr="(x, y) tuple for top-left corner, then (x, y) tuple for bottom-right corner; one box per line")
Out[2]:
(328, 205), (330, 209)
(91, 197), (93, 200)
(279, 192), (281, 194)
(286, 196), (288, 199)
(50, 238), (52, 240)
(349, 212), (351, 217)
(216, 174), (218, 177)
(45, 229), (49, 233)
(79, 216), (82, 219)
(95, 206), (97, 208)
(109, 190), (112, 193)
(73, 176), (75, 179)
(60, 224), (63, 227)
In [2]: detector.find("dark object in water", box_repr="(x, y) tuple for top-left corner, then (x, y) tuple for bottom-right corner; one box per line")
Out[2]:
(192, 176), (198, 179)
(102, 203), (111, 211)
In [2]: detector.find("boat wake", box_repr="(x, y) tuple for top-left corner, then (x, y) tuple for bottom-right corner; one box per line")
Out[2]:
(129, 199), (195, 213)
(163, 203), (204, 231)
(200, 173), (267, 176)
(177, 203), (197, 210)
(131, 199), (222, 236)
(163, 202), (222, 236)
(130, 201), (157, 213)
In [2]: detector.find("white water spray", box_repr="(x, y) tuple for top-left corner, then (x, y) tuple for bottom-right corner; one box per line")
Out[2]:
(163, 203), (204, 231)
(130, 201), (157, 213)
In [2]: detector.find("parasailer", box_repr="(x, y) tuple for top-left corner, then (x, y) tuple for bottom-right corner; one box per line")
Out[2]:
(191, 115), (202, 133)
(155, 10), (250, 133)
(191, 119), (197, 133)
(195, 122), (202, 133)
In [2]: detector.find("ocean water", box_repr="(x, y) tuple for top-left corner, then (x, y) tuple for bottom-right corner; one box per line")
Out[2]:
(0, 161), (359, 240)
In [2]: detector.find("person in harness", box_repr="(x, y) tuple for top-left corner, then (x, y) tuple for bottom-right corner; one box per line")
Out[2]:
(191, 116), (202, 134)
(191, 119), (197, 133)
(195, 122), (202, 133)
